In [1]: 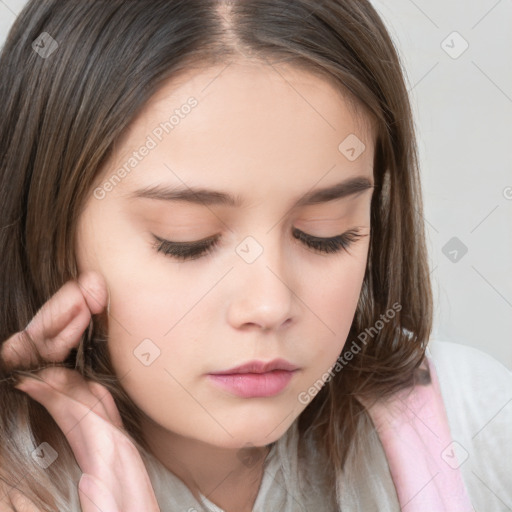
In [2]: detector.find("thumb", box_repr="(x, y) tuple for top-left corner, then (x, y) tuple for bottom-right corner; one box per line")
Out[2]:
(78, 473), (120, 512)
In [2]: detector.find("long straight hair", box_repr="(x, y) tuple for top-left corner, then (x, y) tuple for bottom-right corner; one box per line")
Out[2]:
(0, 0), (432, 508)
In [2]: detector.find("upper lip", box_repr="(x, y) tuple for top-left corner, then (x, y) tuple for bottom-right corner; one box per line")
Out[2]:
(210, 358), (299, 375)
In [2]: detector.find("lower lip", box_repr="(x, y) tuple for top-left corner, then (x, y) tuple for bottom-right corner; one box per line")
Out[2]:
(208, 370), (297, 398)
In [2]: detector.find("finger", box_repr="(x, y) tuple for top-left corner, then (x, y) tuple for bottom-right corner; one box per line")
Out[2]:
(1, 271), (108, 371)
(0, 278), (87, 369)
(79, 474), (120, 512)
(13, 367), (116, 430)
(86, 381), (124, 429)
(13, 368), (124, 477)
(77, 271), (109, 316)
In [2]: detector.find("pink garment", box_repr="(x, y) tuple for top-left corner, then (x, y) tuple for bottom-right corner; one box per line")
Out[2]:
(363, 354), (475, 511)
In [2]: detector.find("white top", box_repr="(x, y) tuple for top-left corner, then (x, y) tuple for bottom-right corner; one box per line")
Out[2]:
(427, 339), (512, 511)
(141, 340), (512, 511)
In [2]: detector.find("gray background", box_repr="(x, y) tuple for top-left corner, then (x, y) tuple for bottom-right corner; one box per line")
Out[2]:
(1, 0), (511, 368)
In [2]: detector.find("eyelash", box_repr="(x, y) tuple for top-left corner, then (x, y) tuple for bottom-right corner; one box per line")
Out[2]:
(152, 228), (366, 261)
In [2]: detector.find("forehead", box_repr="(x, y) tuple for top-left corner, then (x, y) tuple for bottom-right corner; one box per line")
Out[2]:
(139, 59), (373, 137)
(101, 60), (375, 206)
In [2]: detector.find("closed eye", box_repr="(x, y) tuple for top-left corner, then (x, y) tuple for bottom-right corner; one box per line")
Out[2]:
(152, 228), (367, 261)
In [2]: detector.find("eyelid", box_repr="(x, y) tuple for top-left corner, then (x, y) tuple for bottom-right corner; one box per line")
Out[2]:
(152, 227), (367, 261)
(152, 229), (344, 249)
(152, 233), (219, 247)
(292, 228), (344, 241)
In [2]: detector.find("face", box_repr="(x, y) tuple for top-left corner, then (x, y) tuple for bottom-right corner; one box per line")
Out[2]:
(75, 60), (375, 450)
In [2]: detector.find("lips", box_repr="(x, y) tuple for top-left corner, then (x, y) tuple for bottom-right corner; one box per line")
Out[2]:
(210, 358), (299, 375)
(207, 358), (300, 398)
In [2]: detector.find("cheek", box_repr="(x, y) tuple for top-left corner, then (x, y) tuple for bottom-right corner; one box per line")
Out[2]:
(296, 244), (368, 384)
(313, 258), (366, 326)
(101, 253), (206, 376)
(104, 270), (212, 440)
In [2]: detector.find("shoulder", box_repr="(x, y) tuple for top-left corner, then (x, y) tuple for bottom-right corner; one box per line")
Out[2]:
(426, 339), (512, 419)
(426, 338), (512, 434)
(427, 337), (511, 374)
(427, 338), (512, 389)
(426, 339), (512, 508)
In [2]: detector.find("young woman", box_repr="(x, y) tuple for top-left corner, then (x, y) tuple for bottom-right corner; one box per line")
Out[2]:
(0, 1), (510, 511)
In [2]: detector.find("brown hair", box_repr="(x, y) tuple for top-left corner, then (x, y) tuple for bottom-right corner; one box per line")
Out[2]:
(0, 0), (432, 508)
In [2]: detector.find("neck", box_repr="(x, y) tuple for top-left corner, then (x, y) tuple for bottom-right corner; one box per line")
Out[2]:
(140, 414), (272, 512)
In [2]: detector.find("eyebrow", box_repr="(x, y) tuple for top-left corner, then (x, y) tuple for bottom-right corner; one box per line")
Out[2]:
(128, 176), (374, 208)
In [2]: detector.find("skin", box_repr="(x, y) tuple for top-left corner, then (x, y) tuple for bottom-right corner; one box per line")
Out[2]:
(75, 60), (375, 511)
(1, 272), (160, 511)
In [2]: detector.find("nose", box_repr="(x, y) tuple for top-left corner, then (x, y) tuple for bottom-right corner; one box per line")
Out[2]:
(226, 236), (296, 332)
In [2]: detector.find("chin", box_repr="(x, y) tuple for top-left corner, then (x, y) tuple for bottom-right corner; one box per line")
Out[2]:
(202, 412), (297, 449)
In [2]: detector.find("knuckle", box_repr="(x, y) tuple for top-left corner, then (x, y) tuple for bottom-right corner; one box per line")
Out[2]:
(48, 280), (84, 316)
(66, 294), (85, 320)
(58, 283), (87, 320)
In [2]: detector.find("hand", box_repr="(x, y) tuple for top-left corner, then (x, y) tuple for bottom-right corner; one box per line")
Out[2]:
(1, 271), (160, 512)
